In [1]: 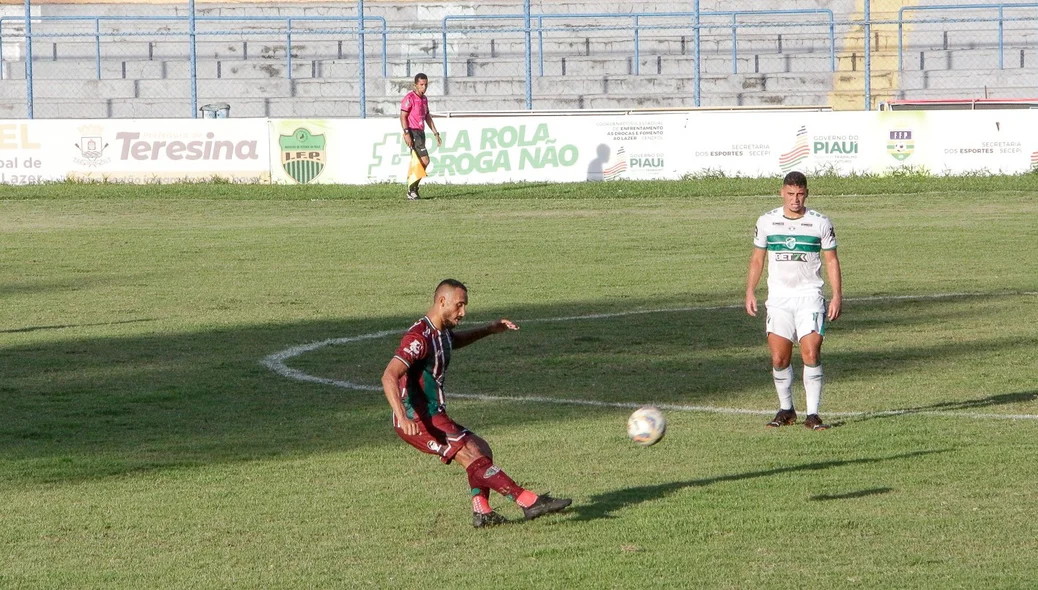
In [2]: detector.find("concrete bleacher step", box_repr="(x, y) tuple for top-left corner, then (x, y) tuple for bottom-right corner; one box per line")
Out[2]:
(11, 29), (836, 63)
(0, 78), (135, 100)
(414, 73), (834, 96)
(3, 51), (839, 82)
(832, 70), (899, 92)
(906, 33), (1038, 53)
(312, 52), (834, 78)
(13, 88), (836, 120)
(102, 73), (824, 99)
(3, 59), (323, 80)
(135, 78), (296, 99)
(540, 53), (835, 76)
(890, 87), (1038, 101)
(900, 68), (1038, 90)
(906, 49), (1035, 71)
(42, 1), (839, 23)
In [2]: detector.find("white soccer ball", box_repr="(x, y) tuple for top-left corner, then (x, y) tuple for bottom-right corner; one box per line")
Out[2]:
(627, 406), (666, 446)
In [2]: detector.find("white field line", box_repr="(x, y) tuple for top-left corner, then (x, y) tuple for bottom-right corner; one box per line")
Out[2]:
(261, 291), (1038, 421)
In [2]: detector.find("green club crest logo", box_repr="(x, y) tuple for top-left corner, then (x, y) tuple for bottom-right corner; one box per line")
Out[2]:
(887, 129), (914, 161)
(280, 128), (326, 183)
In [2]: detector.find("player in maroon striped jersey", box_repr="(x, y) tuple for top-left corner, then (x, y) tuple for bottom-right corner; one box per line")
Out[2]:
(381, 279), (571, 528)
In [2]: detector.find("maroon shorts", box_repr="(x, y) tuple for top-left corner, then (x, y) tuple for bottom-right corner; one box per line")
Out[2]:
(394, 411), (472, 464)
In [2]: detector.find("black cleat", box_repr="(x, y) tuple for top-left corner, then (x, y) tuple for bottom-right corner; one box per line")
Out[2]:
(522, 494), (572, 521)
(766, 408), (797, 427)
(804, 414), (830, 430)
(472, 510), (509, 528)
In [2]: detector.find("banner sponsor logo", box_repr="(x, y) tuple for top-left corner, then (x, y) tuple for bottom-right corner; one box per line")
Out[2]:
(115, 131), (260, 161)
(0, 122), (45, 183)
(629, 152), (664, 171)
(979, 140), (1022, 155)
(1031, 151), (1038, 168)
(0, 123), (41, 150)
(695, 144), (770, 159)
(887, 129), (914, 161)
(601, 120), (665, 142)
(813, 135), (859, 156)
(603, 146), (627, 180)
(279, 127), (326, 184)
(368, 123), (579, 181)
(71, 125), (111, 167)
(74, 137), (110, 166)
(779, 125), (809, 172)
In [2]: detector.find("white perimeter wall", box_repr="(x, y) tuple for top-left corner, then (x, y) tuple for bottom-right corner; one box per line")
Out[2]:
(1, 110), (1035, 185)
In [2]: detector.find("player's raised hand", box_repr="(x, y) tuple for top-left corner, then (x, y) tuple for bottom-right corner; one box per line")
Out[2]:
(489, 319), (519, 333)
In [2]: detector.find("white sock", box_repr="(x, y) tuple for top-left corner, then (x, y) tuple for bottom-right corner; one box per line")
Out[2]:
(772, 366), (794, 410)
(804, 364), (824, 415)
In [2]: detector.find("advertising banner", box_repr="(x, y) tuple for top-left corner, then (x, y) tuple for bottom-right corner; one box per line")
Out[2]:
(3, 111), (1037, 186)
(0, 119), (270, 184)
(678, 111), (875, 177)
(876, 110), (1035, 175)
(268, 114), (689, 185)
(0, 120), (75, 184)
(67, 119), (271, 183)
(679, 110), (1038, 177)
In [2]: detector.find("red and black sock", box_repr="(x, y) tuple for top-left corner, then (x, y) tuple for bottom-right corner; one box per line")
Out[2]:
(466, 456), (534, 505)
(471, 488), (492, 514)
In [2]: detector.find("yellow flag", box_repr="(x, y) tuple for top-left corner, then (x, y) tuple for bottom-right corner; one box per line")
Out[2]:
(407, 150), (426, 187)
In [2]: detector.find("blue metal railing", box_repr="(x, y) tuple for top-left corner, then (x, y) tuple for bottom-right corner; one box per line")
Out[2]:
(7, 2), (1034, 118)
(1, 13), (387, 117)
(865, 0), (871, 111)
(440, 9), (836, 80)
(0, 13), (390, 88)
(897, 3), (1038, 71)
(693, 0), (701, 107)
(0, 14), (389, 79)
(537, 9), (835, 76)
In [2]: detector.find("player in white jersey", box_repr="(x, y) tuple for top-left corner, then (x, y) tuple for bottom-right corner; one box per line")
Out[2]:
(745, 171), (843, 430)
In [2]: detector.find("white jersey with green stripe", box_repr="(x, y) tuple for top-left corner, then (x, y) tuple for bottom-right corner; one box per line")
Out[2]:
(753, 207), (837, 298)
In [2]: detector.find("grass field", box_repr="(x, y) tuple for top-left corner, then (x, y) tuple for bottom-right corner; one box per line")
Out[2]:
(2, 178), (1037, 589)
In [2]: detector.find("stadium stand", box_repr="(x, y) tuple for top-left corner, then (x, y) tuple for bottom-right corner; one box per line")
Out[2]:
(0, 0), (1035, 118)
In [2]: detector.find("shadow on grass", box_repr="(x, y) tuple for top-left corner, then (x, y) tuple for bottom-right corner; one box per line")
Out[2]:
(437, 182), (554, 199)
(0, 318), (158, 334)
(0, 291), (1032, 487)
(830, 389), (1038, 428)
(569, 449), (948, 522)
(810, 487), (894, 501)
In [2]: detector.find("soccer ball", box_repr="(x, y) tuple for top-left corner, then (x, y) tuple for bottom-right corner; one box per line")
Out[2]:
(627, 406), (666, 446)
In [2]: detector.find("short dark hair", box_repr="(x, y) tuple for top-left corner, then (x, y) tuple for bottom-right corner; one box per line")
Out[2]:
(414, 73), (428, 84)
(433, 278), (466, 301)
(783, 171), (807, 188)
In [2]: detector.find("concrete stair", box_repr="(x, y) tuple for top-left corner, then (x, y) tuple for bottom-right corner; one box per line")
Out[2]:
(0, 1), (1035, 117)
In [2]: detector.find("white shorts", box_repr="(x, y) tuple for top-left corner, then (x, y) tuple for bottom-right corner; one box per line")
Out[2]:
(765, 295), (826, 343)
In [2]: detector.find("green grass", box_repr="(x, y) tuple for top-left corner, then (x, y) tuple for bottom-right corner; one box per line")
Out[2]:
(2, 178), (1037, 589)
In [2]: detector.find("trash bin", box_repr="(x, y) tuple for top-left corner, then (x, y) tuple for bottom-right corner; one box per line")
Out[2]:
(200, 103), (231, 119)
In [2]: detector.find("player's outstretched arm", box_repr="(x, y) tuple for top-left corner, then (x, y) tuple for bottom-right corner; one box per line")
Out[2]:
(453, 319), (519, 349)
